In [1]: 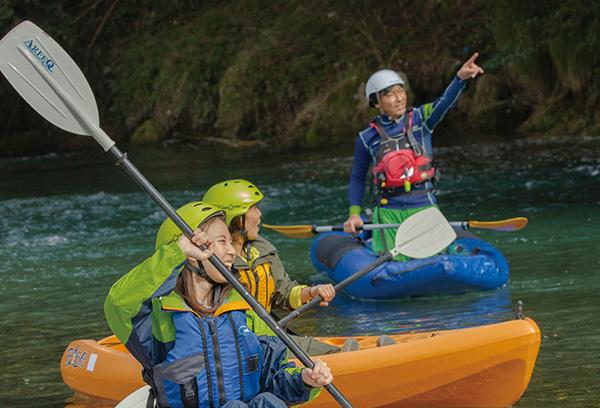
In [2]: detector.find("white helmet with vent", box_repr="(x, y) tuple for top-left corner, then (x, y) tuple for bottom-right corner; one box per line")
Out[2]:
(365, 69), (405, 107)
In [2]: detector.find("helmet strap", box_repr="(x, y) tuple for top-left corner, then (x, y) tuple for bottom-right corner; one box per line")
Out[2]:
(378, 91), (395, 116)
(185, 260), (221, 286)
(212, 285), (222, 306)
(240, 214), (249, 242)
(243, 240), (253, 260)
(239, 215), (255, 259)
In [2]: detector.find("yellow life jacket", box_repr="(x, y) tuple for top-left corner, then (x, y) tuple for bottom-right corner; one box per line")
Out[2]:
(238, 262), (275, 312)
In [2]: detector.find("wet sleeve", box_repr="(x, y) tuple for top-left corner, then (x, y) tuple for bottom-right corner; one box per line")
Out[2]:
(349, 135), (371, 216)
(423, 75), (467, 132)
(258, 336), (322, 404)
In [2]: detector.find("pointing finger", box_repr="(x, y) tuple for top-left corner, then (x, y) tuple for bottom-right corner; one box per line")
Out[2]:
(467, 52), (479, 64)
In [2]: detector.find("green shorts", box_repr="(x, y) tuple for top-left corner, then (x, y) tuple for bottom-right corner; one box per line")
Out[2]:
(371, 204), (438, 261)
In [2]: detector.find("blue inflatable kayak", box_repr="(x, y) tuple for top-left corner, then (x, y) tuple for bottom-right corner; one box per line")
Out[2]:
(310, 230), (509, 299)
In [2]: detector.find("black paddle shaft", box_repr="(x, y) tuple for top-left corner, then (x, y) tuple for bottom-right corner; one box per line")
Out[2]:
(108, 146), (353, 408)
(278, 252), (394, 327)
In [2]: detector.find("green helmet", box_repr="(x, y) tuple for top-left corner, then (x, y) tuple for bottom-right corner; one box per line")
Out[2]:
(155, 201), (225, 250)
(202, 179), (264, 225)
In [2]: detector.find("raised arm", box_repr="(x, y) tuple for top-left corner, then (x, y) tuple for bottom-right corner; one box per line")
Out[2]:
(104, 230), (212, 364)
(424, 52), (484, 131)
(103, 242), (186, 364)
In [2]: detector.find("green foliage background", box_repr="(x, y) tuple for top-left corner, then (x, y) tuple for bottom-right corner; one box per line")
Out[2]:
(1, 0), (598, 156)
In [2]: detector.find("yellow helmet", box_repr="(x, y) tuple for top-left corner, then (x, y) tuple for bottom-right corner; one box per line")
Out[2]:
(154, 201), (225, 250)
(202, 179), (264, 225)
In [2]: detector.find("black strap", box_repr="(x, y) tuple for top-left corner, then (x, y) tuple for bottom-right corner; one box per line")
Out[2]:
(402, 108), (411, 131)
(373, 117), (403, 155)
(146, 387), (155, 408)
(141, 368), (158, 408)
(185, 261), (221, 286)
(240, 214), (249, 244)
(403, 108), (424, 156)
(373, 117), (393, 143)
(380, 185), (436, 198)
(198, 323), (215, 408)
(227, 314), (245, 400)
(243, 240), (252, 262)
(179, 378), (198, 408)
(373, 109), (423, 157)
(212, 285), (222, 306)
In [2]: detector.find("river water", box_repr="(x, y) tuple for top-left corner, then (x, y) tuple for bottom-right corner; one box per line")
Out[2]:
(0, 135), (599, 407)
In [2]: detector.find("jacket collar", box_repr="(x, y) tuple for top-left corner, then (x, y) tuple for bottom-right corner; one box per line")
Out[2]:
(159, 289), (250, 316)
(378, 113), (404, 125)
(233, 234), (277, 268)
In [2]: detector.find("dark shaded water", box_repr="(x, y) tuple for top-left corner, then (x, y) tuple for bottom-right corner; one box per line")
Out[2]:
(1, 135), (599, 407)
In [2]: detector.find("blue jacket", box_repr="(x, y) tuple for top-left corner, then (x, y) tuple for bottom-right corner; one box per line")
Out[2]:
(348, 75), (467, 213)
(104, 243), (319, 407)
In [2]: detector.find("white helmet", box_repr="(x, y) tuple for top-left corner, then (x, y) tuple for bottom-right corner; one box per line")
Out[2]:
(365, 69), (405, 107)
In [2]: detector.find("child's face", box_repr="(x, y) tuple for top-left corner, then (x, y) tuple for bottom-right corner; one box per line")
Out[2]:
(201, 219), (236, 283)
(377, 85), (407, 119)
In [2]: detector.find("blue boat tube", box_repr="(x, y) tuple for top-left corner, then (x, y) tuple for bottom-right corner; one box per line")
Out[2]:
(310, 230), (509, 299)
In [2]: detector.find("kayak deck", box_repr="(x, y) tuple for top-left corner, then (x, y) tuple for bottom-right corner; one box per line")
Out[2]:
(61, 318), (540, 407)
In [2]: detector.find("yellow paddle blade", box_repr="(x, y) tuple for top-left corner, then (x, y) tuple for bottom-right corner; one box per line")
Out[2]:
(261, 224), (315, 238)
(469, 217), (528, 232)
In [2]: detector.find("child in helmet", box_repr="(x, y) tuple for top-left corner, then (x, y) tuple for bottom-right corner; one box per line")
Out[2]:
(344, 53), (484, 259)
(104, 202), (332, 407)
(203, 179), (341, 355)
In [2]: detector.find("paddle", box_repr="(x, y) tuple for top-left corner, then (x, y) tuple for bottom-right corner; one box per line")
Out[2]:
(0, 21), (352, 408)
(277, 207), (456, 327)
(451, 217), (528, 232)
(263, 216), (528, 238)
(262, 222), (401, 239)
(115, 385), (152, 408)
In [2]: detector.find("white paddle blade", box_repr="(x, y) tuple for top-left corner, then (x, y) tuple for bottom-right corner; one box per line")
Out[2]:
(0, 21), (99, 136)
(394, 207), (456, 259)
(115, 385), (152, 408)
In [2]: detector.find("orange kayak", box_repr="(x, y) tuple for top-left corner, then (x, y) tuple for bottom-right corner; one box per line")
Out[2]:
(61, 318), (540, 407)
